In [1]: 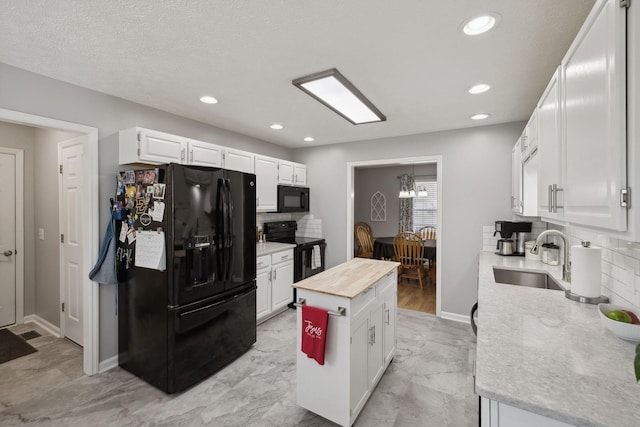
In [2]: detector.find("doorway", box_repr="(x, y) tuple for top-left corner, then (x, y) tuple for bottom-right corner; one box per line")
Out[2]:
(347, 156), (443, 317)
(0, 108), (99, 375)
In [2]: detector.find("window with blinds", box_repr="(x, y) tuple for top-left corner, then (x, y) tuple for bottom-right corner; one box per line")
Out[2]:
(412, 179), (437, 231)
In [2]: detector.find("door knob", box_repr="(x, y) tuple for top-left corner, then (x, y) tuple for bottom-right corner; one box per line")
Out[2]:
(3, 250), (13, 256)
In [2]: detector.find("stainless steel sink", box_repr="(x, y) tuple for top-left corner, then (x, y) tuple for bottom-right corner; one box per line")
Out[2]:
(493, 268), (564, 291)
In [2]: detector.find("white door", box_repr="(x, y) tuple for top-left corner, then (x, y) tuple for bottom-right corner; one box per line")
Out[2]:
(293, 163), (307, 186)
(0, 152), (16, 327)
(255, 155), (278, 211)
(187, 139), (223, 167)
(271, 260), (293, 311)
(60, 138), (84, 345)
(224, 148), (254, 173)
(277, 161), (294, 185)
(139, 128), (185, 164)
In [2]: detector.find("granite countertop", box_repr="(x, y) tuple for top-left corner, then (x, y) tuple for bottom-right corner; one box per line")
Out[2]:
(293, 258), (400, 298)
(256, 242), (296, 257)
(475, 252), (639, 426)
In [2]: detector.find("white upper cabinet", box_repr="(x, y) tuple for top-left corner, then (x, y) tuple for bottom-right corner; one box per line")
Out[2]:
(511, 139), (523, 214)
(293, 163), (307, 186)
(561, 0), (627, 231)
(277, 160), (295, 185)
(278, 161), (307, 186)
(119, 128), (224, 167)
(521, 111), (538, 161)
(254, 155), (278, 212)
(186, 138), (223, 167)
(537, 67), (563, 220)
(223, 148), (255, 174)
(120, 128), (185, 165)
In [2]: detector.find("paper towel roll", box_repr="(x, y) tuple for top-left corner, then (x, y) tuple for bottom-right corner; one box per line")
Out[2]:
(571, 242), (602, 298)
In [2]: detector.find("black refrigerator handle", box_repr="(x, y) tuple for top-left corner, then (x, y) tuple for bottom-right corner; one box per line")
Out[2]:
(224, 179), (234, 282)
(216, 178), (225, 279)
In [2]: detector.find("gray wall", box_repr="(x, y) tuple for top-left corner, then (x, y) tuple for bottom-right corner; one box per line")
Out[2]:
(293, 122), (523, 316)
(0, 62), (293, 361)
(354, 164), (437, 238)
(34, 128), (80, 326)
(0, 122), (36, 316)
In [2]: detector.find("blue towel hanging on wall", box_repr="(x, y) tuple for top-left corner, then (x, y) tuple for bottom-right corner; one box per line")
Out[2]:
(89, 211), (118, 285)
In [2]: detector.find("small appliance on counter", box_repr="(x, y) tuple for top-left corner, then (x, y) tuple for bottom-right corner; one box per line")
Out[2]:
(493, 220), (532, 256)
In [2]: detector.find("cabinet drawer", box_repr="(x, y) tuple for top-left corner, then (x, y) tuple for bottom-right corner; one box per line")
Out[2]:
(272, 250), (293, 264)
(351, 284), (376, 321)
(377, 270), (396, 294)
(256, 255), (271, 271)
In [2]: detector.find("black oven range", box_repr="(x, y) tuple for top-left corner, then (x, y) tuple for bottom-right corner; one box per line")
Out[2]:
(263, 221), (326, 305)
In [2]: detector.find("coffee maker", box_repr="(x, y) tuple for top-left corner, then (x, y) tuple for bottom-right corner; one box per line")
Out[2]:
(494, 221), (532, 256)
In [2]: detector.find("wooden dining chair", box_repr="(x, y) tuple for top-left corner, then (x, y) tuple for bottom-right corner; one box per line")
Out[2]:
(355, 224), (374, 258)
(418, 225), (436, 240)
(393, 232), (426, 289)
(354, 222), (373, 257)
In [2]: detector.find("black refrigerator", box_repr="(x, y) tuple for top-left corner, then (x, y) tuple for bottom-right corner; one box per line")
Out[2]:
(116, 163), (257, 393)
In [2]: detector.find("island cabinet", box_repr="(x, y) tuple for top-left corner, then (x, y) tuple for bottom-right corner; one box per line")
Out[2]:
(294, 258), (399, 427)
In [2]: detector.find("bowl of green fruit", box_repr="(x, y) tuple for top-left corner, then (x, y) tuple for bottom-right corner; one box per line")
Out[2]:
(598, 303), (640, 342)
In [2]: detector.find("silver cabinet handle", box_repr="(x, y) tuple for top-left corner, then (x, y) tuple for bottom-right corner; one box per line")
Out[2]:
(181, 148), (186, 162)
(281, 255), (289, 260)
(548, 185), (553, 213)
(385, 308), (390, 325)
(189, 150), (193, 163)
(3, 250), (13, 257)
(273, 269), (276, 280)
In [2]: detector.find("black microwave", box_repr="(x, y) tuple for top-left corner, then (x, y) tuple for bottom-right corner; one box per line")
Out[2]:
(277, 185), (309, 213)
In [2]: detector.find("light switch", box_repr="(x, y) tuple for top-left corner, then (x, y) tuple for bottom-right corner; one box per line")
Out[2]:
(39, 228), (45, 240)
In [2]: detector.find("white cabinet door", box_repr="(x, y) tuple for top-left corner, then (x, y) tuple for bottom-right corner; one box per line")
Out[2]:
(562, 0), (627, 230)
(382, 287), (396, 364)
(511, 140), (522, 214)
(256, 267), (271, 322)
(522, 111), (538, 160)
(187, 139), (223, 167)
(293, 163), (307, 186)
(537, 68), (563, 219)
(255, 155), (278, 212)
(224, 148), (255, 173)
(350, 314), (370, 413)
(278, 161), (294, 185)
(367, 303), (385, 387)
(271, 260), (293, 311)
(139, 128), (185, 164)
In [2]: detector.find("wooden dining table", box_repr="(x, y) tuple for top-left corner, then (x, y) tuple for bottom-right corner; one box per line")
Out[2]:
(372, 236), (436, 261)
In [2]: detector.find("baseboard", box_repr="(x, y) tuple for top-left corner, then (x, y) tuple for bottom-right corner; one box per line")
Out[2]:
(441, 311), (471, 324)
(99, 355), (119, 373)
(23, 314), (61, 337)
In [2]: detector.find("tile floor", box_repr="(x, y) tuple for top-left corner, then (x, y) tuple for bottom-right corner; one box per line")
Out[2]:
(0, 309), (478, 426)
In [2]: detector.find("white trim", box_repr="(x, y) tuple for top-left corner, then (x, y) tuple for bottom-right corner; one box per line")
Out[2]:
(0, 147), (24, 325)
(346, 155), (443, 317)
(24, 314), (61, 337)
(0, 108), (99, 376)
(440, 311), (471, 324)
(98, 355), (119, 373)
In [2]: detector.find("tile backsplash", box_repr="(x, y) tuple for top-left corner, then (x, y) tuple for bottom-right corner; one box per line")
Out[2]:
(549, 224), (640, 311)
(256, 212), (321, 238)
(481, 220), (640, 311)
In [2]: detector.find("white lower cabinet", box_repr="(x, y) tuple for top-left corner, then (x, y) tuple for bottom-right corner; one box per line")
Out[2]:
(256, 250), (293, 324)
(297, 268), (397, 427)
(481, 397), (574, 427)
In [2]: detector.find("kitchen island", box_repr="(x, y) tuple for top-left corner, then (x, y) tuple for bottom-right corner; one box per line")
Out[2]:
(293, 257), (400, 427)
(475, 252), (639, 427)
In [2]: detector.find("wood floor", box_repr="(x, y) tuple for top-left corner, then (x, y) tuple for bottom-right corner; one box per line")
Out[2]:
(397, 277), (436, 314)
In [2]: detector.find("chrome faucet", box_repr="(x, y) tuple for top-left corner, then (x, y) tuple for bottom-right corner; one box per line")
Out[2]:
(531, 230), (571, 282)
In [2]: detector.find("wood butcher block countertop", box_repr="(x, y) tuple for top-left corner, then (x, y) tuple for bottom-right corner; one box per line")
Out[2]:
(293, 258), (400, 298)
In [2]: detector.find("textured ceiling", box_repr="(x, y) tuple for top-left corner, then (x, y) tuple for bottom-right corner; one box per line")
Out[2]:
(0, 0), (595, 148)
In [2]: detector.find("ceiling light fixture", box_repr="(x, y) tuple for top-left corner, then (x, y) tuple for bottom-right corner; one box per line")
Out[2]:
(471, 113), (490, 120)
(304, 137), (315, 142)
(292, 68), (386, 125)
(462, 13), (500, 36)
(468, 84), (491, 94)
(270, 123), (284, 130)
(199, 95), (218, 104)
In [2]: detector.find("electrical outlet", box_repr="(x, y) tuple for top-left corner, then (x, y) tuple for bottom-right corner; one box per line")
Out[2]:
(38, 228), (45, 240)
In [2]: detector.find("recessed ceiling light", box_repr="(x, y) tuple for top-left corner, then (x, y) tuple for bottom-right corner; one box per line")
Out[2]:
(199, 95), (218, 104)
(468, 84), (491, 94)
(270, 123), (284, 130)
(462, 13), (500, 36)
(304, 137), (315, 142)
(293, 68), (386, 125)
(471, 113), (490, 120)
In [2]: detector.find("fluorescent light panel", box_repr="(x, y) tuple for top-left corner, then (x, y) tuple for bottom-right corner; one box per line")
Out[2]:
(293, 69), (385, 125)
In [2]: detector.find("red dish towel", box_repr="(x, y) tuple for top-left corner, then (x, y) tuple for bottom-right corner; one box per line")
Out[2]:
(301, 305), (329, 365)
